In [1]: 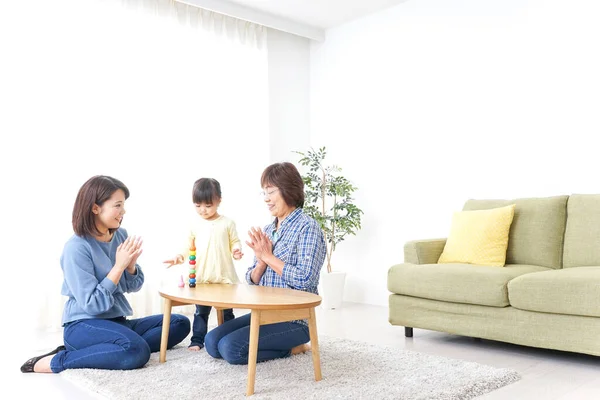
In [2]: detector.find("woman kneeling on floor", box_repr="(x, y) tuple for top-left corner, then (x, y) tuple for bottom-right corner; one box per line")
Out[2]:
(21, 175), (190, 373)
(204, 162), (327, 364)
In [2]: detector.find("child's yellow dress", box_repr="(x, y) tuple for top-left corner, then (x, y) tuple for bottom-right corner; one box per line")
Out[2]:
(181, 215), (241, 284)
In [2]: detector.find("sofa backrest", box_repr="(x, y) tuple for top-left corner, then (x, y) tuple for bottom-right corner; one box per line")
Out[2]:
(563, 194), (600, 268)
(463, 195), (568, 269)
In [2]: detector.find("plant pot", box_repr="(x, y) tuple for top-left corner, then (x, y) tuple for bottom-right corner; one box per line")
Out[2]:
(319, 271), (346, 309)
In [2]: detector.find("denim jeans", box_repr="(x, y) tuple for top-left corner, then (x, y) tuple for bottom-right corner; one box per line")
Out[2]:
(204, 313), (310, 365)
(50, 314), (190, 373)
(190, 305), (234, 348)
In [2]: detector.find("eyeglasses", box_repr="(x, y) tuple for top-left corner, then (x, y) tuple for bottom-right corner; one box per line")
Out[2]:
(260, 188), (279, 199)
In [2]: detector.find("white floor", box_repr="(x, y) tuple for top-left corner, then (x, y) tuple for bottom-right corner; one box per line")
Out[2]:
(7, 303), (600, 399)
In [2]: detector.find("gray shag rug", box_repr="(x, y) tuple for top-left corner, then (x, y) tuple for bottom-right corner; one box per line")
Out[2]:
(61, 336), (519, 399)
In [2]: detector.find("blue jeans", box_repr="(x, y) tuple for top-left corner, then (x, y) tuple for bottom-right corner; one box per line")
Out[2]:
(190, 305), (235, 348)
(50, 314), (190, 373)
(205, 313), (309, 365)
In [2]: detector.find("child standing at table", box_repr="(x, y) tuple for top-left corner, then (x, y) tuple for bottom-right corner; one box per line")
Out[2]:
(164, 178), (243, 351)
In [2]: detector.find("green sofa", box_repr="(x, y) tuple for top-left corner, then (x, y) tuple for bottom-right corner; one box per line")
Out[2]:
(388, 194), (600, 356)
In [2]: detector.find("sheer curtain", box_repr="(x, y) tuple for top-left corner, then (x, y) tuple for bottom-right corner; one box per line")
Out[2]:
(123, 0), (266, 48)
(0, 0), (270, 330)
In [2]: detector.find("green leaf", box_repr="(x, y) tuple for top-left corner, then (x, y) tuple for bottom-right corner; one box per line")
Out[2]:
(293, 146), (363, 262)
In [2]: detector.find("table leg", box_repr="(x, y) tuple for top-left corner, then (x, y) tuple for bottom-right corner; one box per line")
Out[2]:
(217, 308), (224, 326)
(159, 297), (172, 363)
(246, 309), (261, 396)
(308, 307), (322, 381)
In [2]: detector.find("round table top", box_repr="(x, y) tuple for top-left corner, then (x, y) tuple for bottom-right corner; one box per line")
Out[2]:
(159, 283), (322, 310)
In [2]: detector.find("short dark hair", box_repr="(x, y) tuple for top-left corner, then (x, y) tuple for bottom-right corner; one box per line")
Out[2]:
(261, 162), (304, 208)
(192, 178), (222, 204)
(72, 175), (130, 237)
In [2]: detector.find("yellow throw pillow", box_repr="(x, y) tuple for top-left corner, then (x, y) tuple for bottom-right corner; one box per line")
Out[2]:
(438, 204), (516, 267)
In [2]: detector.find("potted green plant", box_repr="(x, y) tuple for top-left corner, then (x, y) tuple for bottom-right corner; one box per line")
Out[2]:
(296, 147), (363, 309)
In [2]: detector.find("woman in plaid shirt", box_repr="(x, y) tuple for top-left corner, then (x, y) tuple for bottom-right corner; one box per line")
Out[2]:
(204, 162), (326, 364)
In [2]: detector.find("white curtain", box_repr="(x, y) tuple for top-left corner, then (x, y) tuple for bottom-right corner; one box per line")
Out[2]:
(122, 0), (266, 49)
(0, 0), (270, 331)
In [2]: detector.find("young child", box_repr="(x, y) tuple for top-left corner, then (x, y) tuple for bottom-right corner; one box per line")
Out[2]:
(164, 178), (243, 351)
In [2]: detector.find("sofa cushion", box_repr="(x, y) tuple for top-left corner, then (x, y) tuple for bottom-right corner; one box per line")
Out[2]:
(438, 204), (515, 267)
(388, 263), (549, 307)
(563, 194), (600, 268)
(508, 267), (600, 317)
(463, 195), (568, 269)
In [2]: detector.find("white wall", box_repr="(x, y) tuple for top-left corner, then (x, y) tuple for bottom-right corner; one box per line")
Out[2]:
(267, 29), (311, 162)
(310, 0), (600, 306)
(0, 1), (310, 333)
(0, 0), (270, 329)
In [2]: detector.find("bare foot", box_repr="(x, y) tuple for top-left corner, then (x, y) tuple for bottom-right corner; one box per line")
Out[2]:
(33, 355), (54, 373)
(291, 343), (311, 355)
(188, 345), (202, 352)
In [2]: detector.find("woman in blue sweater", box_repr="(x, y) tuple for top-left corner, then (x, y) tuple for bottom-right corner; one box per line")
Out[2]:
(21, 175), (190, 373)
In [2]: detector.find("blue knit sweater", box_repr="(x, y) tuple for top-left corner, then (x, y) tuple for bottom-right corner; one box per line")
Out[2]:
(60, 228), (144, 325)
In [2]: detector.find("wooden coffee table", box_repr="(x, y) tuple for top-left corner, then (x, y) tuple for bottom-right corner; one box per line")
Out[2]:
(159, 283), (322, 396)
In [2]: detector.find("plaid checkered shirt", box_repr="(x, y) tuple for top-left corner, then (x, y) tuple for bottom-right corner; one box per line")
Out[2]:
(245, 207), (326, 326)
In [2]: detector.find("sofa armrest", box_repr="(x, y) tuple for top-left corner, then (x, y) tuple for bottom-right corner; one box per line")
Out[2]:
(404, 238), (447, 264)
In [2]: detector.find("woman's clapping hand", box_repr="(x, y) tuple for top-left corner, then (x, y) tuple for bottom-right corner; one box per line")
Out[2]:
(116, 235), (143, 271)
(245, 227), (272, 262)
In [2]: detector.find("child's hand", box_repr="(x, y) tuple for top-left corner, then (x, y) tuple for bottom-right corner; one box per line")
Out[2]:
(163, 255), (184, 268)
(232, 248), (243, 260)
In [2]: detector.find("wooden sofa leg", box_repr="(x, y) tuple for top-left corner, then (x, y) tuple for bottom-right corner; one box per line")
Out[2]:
(405, 327), (413, 337)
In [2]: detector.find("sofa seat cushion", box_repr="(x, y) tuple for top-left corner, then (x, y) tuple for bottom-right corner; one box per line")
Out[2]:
(388, 263), (549, 307)
(508, 267), (600, 317)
